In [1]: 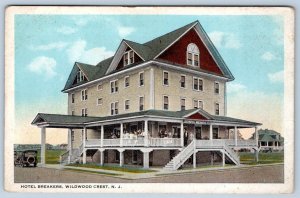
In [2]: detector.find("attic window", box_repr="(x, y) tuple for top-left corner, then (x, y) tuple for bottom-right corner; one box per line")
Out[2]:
(123, 50), (134, 66)
(187, 43), (200, 67)
(76, 70), (87, 83)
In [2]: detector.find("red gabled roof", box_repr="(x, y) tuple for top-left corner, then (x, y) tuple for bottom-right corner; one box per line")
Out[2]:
(186, 112), (209, 120)
(157, 28), (224, 76)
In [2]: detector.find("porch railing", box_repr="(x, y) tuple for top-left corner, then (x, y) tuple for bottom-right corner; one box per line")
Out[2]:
(149, 138), (181, 147)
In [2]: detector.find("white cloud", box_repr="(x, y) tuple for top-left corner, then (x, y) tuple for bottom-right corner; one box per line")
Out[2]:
(67, 39), (115, 65)
(209, 31), (241, 49)
(117, 26), (135, 38)
(29, 41), (68, 51)
(227, 82), (246, 93)
(57, 26), (77, 34)
(268, 70), (284, 83)
(261, 51), (277, 61)
(27, 56), (57, 78)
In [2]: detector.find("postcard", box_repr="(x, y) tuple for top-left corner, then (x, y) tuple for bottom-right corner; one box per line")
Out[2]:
(4, 6), (294, 193)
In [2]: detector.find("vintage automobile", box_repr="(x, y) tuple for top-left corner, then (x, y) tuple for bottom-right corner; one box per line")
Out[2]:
(14, 150), (38, 167)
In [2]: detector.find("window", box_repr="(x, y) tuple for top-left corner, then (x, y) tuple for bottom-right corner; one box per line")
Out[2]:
(139, 72), (144, 86)
(110, 102), (119, 115)
(139, 97), (144, 111)
(215, 103), (220, 115)
(124, 76), (130, 87)
(193, 100), (203, 109)
(123, 50), (134, 66)
(110, 80), (118, 93)
(71, 110), (75, 116)
(125, 100), (130, 110)
(187, 43), (200, 67)
(163, 96), (169, 110)
(180, 75), (186, 88)
(81, 89), (87, 101)
(163, 71), (169, 86)
(71, 130), (74, 141)
(193, 77), (203, 91)
(81, 108), (87, 117)
(181, 98), (186, 110)
(214, 82), (219, 94)
(97, 83), (103, 91)
(76, 70), (86, 83)
(71, 93), (75, 103)
(97, 98), (103, 106)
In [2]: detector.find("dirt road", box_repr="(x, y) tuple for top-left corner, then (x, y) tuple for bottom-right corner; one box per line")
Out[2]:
(14, 164), (283, 183)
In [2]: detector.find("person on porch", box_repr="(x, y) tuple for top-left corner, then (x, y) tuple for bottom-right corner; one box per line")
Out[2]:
(184, 129), (188, 146)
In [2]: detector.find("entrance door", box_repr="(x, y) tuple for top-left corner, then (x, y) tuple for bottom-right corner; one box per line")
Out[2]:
(213, 128), (219, 139)
(195, 127), (202, 139)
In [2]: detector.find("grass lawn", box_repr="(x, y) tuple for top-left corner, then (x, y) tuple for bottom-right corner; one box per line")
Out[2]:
(67, 163), (157, 173)
(240, 152), (284, 165)
(36, 150), (67, 164)
(64, 168), (122, 176)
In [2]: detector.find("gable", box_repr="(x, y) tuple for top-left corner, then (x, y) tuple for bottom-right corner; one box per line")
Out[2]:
(187, 112), (209, 120)
(157, 28), (224, 76)
(115, 47), (143, 71)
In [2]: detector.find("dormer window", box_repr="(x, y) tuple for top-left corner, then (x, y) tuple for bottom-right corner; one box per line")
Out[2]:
(76, 70), (86, 83)
(187, 43), (200, 67)
(123, 50), (134, 66)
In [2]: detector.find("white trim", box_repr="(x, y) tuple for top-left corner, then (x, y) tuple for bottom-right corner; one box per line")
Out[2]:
(124, 99), (130, 111)
(193, 99), (203, 109)
(139, 95), (145, 111)
(75, 65), (89, 81)
(81, 89), (87, 101)
(97, 98), (103, 106)
(110, 79), (119, 94)
(123, 50), (135, 66)
(63, 60), (231, 93)
(224, 83), (227, 116)
(180, 74), (186, 89)
(162, 70), (169, 86)
(153, 21), (198, 59)
(192, 77), (204, 92)
(71, 93), (75, 104)
(97, 83), (103, 91)
(81, 108), (87, 117)
(214, 81), (220, 95)
(124, 75), (130, 88)
(139, 71), (145, 87)
(123, 41), (146, 61)
(215, 102), (220, 116)
(180, 97), (186, 111)
(186, 43), (200, 67)
(162, 95), (169, 111)
(149, 68), (154, 109)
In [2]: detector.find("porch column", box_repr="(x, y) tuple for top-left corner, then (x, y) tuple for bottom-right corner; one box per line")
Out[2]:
(68, 129), (72, 164)
(193, 151), (196, 168)
(234, 126), (238, 146)
(143, 151), (150, 169)
(222, 150), (225, 167)
(40, 127), (46, 166)
(99, 149), (104, 166)
(100, 125), (104, 147)
(120, 123), (123, 147)
(255, 149), (259, 162)
(255, 126), (258, 147)
(83, 127), (87, 148)
(209, 124), (213, 140)
(180, 121), (184, 147)
(144, 120), (149, 147)
(119, 149), (124, 167)
(82, 149), (87, 164)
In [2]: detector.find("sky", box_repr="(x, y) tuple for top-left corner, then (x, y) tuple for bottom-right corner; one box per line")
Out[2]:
(14, 14), (284, 144)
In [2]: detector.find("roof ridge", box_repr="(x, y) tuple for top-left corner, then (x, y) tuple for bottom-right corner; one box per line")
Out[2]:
(143, 20), (198, 45)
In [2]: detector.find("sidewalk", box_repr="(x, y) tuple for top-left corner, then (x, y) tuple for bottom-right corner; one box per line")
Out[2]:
(42, 163), (284, 180)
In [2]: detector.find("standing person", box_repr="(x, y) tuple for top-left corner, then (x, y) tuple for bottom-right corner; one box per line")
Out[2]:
(184, 129), (188, 146)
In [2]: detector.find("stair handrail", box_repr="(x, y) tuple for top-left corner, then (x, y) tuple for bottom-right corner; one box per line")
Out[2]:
(172, 140), (195, 170)
(223, 142), (240, 165)
(60, 150), (70, 164)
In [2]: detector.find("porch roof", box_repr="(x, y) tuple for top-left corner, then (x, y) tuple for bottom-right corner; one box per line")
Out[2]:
(32, 109), (261, 128)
